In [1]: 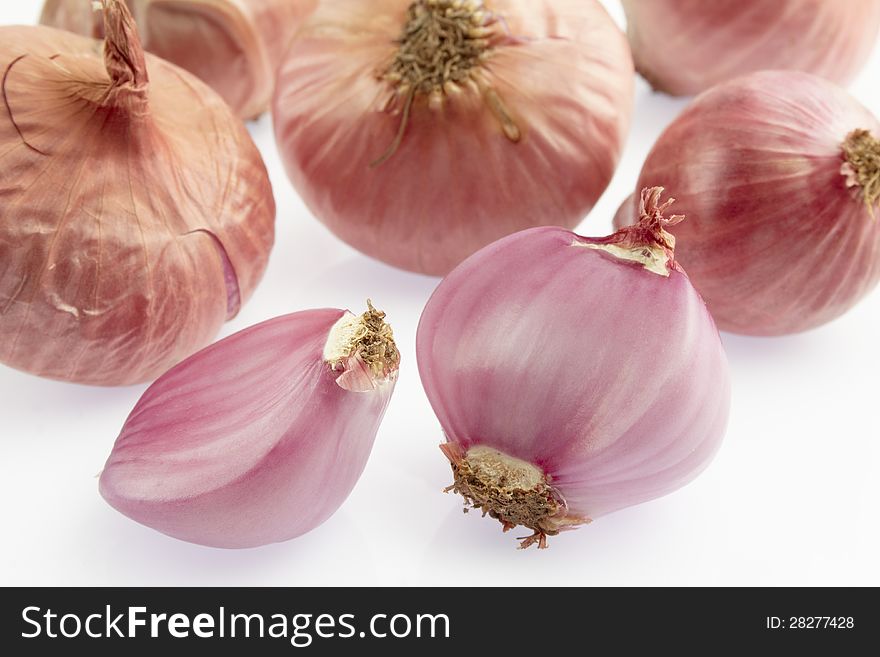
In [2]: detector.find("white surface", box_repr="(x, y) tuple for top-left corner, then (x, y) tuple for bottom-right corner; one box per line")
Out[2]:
(2, 1), (879, 587)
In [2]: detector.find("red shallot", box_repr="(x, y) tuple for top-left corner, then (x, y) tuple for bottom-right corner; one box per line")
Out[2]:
(100, 302), (399, 548)
(40, 0), (319, 119)
(0, 0), (274, 385)
(622, 0), (880, 96)
(273, 0), (634, 275)
(617, 71), (880, 336)
(417, 188), (730, 548)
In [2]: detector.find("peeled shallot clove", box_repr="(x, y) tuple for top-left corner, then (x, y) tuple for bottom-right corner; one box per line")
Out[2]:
(100, 303), (399, 548)
(417, 189), (731, 548)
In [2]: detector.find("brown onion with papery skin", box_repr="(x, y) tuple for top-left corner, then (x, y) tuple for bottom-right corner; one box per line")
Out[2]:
(41, 0), (319, 119)
(273, 0), (633, 275)
(622, 0), (880, 96)
(616, 71), (880, 336)
(0, 0), (274, 385)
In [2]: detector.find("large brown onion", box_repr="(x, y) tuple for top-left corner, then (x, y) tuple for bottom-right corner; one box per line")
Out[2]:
(622, 0), (880, 96)
(0, 0), (275, 385)
(40, 0), (319, 119)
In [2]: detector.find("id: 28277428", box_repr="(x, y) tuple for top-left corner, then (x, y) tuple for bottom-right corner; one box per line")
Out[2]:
(766, 617), (855, 630)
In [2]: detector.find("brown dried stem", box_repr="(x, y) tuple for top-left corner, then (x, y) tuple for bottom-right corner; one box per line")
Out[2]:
(843, 129), (880, 217)
(355, 300), (401, 379)
(100, 0), (149, 106)
(372, 0), (519, 166)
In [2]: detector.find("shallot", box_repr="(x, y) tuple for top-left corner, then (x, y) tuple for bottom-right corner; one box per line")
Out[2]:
(618, 71), (880, 335)
(0, 0), (274, 385)
(273, 0), (634, 275)
(417, 188), (730, 548)
(622, 0), (880, 96)
(40, 0), (319, 118)
(100, 302), (399, 548)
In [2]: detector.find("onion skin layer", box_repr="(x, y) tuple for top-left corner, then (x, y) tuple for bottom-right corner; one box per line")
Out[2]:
(0, 8), (274, 385)
(273, 0), (633, 275)
(622, 0), (880, 96)
(623, 71), (880, 336)
(100, 308), (397, 549)
(41, 0), (319, 119)
(416, 221), (730, 534)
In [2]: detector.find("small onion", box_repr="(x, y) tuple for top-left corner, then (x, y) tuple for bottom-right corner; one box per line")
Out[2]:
(622, 0), (880, 96)
(617, 71), (880, 336)
(41, 0), (319, 119)
(100, 302), (399, 548)
(273, 0), (634, 275)
(0, 0), (274, 385)
(417, 188), (730, 548)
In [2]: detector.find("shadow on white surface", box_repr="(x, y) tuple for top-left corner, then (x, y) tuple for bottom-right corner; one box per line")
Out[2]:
(80, 505), (379, 586)
(309, 256), (439, 311)
(413, 492), (712, 586)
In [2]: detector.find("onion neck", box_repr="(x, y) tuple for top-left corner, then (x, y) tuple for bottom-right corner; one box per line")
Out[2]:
(100, 0), (149, 110)
(842, 129), (880, 216)
(577, 187), (684, 277)
(372, 0), (519, 166)
(441, 443), (587, 549)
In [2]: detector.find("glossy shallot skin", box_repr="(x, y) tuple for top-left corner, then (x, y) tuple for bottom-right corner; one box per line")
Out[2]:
(622, 71), (880, 335)
(100, 308), (398, 549)
(417, 193), (730, 536)
(273, 0), (634, 275)
(0, 2), (274, 385)
(622, 0), (880, 96)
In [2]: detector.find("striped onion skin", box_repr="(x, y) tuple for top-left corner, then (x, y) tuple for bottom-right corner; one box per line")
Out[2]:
(623, 71), (880, 336)
(416, 202), (730, 547)
(272, 0), (633, 275)
(622, 0), (880, 96)
(40, 0), (319, 119)
(0, 3), (274, 386)
(100, 307), (398, 548)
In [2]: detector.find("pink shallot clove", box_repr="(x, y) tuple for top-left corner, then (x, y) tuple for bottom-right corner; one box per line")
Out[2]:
(418, 189), (731, 548)
(99, 303), (399, 548)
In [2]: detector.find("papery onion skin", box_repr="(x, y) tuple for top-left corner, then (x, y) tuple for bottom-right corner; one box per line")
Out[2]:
(622, 0), (880, 96)
(620, 71), (880, 336)
(0, 2), (274, 385)
(417, 190), (730, 546)
(100, 305), (399, 549)
(273, 0), (634, 275)
(40, 0), (319, 119)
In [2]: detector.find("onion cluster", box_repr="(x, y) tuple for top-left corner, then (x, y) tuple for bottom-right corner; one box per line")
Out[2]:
(2, 0), (877, 556)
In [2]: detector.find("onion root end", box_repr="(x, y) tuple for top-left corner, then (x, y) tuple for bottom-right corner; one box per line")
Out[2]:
(441, 443), (587, 549)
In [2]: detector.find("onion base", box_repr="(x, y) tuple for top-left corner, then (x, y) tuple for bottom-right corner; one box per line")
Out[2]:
(842, 129), (880, 213)
(441, 443), (586, 549)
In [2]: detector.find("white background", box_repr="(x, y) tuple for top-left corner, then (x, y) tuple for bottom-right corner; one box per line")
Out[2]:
(2, 1), (879, 587)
